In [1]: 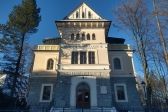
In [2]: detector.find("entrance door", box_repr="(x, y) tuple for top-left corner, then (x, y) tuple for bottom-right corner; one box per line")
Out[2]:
(76, 82), (90, 108)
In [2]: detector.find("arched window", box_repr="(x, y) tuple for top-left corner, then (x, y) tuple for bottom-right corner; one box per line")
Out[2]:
(82, 12), (85, 18)
(47, 59), (54, 70)
(71, 33), (74, 40)
(87, 33), (90, 40)
(76, 11), (79, 18)
(113, 58), (121, 70)
(82, 33), (85, 40)
(88, 11), (91, 18)
(76, 33), (80, 40)
(92, 33), (96, 40)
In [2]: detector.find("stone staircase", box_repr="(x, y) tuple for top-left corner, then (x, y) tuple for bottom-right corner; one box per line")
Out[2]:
(50, 107), (117, 112)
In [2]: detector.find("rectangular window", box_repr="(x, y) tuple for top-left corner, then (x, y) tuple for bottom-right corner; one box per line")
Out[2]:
(40, 84), (53, 102)
(80, 52), (86, 64)
(115, 84), (128, 102)
(116, 86), (125, 100)
(71, 51), (95, 64)
(88, 51), (95, 64)
(71, 52), (78, 64)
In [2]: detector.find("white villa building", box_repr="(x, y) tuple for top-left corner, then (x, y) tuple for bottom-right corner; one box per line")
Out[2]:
(28, 2), (143, 112)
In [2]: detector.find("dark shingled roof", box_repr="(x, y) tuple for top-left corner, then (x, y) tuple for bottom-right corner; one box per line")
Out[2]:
(106, 37), (125, 44)
(43, 38), (61, 45)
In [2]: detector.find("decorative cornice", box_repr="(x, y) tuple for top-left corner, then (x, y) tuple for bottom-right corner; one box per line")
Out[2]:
(110, 75), (135, 78)
(58, 70), (110, 77)
(61, 44), (107, 50)
(34, 45), (60, 51)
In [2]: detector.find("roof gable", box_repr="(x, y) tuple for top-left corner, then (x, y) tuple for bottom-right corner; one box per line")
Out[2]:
(65, 3), (103, 20)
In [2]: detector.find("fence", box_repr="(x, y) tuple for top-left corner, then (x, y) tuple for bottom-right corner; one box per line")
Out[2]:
(1, 106), (168, 112)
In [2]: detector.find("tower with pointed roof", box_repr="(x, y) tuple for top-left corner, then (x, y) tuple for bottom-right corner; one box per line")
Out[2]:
(28, 2), (143, 111)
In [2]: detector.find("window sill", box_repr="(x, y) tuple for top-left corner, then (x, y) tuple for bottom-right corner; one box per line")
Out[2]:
(39, 100), (51, 103)
(116, 100), (128, 102)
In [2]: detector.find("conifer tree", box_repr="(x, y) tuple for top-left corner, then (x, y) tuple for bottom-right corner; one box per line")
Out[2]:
(0, 0), (41, 98)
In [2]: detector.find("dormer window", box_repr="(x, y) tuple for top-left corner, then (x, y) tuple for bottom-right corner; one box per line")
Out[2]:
(88, 11), (91, 18)
(92, 33), (96, 40)
(82, 12), (85, 18)
(76, 11), (79, 18)
(87, 33), (90, 40)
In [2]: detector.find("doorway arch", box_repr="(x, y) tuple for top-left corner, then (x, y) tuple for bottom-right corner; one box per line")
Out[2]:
(76, 82), (90, 108)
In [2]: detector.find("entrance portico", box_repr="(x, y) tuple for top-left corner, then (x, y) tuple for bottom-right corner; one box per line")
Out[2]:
(76, 82), (90, 108)
(70, 76), (97, 108)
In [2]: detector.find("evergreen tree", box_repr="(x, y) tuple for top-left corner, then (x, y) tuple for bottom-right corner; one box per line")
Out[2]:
(0, 0), (41, 99)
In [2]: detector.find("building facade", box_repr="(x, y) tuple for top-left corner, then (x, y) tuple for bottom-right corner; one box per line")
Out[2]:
(28, 3), (143, 112)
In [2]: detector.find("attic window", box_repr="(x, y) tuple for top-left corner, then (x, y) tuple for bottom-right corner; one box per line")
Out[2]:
(88, 12), (91, 18)
(76, 12), (79, 18)
(82, 12), (85, 18)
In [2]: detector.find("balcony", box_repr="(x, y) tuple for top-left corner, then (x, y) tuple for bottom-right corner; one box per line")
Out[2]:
(35, 45), (60, 51)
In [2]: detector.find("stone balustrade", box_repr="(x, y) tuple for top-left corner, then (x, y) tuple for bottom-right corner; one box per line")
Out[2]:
(35, 45), (60, 51)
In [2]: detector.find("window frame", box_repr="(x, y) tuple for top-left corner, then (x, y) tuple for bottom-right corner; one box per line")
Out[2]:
(71, 51), (78, 64)
(71, 33), (75, 40)
(46, 59), (54, 70)
(71, 51), (96, 64)
(87, 33), (90, 40)
(40, 84), (53, 102)
(92, 33), (96, 40)
(88, 11), (91, 18)
(88, 51), (95, 64)
(112, 57), (123, 71)
(82, 12), (85, 18)
(76, 33), (80, 40)
(82, 33), (85, 40)
(114, 83), (128, 102)
(80, 51), (87, 64)
(76, 11), (79, 18)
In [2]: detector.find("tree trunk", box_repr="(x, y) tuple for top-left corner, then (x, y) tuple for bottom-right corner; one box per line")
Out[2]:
(152, 0), (168, 67)
(11, 33), (25, 97)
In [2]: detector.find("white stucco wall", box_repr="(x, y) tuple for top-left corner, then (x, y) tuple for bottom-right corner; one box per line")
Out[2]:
(109, 51), (134, 76)
(61, 28), (106, 44)
(32, 51), (59, 72)
(60, 43), (109, 69)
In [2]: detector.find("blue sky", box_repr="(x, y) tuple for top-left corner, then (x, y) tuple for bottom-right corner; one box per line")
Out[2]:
(0, 0), (144, 75)
(0, 0), (131, 44)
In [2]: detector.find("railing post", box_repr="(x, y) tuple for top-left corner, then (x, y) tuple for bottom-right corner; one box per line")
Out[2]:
(101, 106), (103, 112)
(63, 107), (64, 112)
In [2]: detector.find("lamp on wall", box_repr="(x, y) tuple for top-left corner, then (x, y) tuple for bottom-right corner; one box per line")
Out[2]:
(141, 80), (147, 111)
(141, 81), (147, 100)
